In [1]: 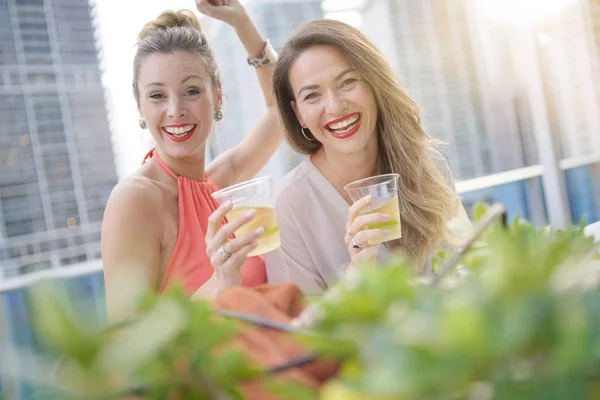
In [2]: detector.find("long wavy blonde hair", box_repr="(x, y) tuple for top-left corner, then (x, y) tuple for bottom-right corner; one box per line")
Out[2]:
(273, 19), (459, 263)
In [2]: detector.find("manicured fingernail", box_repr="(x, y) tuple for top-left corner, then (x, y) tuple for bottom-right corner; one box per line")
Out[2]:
(252, 240), (259, 247)
(245, 210), (256, 218)
(382, 214), (391, 220)
(255, 227), (264, 235)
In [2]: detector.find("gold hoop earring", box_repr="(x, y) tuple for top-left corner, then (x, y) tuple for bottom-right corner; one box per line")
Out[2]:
(301, 127), (314, 142)
(214, 109), (223, 121)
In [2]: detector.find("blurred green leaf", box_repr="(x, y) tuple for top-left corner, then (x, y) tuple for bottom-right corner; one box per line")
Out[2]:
(308, 204), (600, 398)
(96, 297), (188, 376)
(29, 283), (100, 366)
(267, 379), (318, 400)
(23, 283), (270, 399)
(472, 202), (489, 222)
(19, 202), (600, 400)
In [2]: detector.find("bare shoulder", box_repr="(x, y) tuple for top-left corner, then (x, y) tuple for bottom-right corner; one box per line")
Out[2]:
(102, 175), (166, 320)
(104, 175), (165, 227)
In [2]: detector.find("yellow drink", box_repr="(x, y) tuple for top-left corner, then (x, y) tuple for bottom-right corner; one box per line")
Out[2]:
(359, 196), (402, 245)
(226, 206), (280, 256)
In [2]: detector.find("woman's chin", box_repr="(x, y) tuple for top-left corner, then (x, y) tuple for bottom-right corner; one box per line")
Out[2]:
(160, 137), (207, 158)
(327, 133), (376, 156)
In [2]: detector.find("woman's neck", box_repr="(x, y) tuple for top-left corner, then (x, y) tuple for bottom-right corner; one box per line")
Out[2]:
(155, 147), (207, 182)
(311, 139), (379, 204)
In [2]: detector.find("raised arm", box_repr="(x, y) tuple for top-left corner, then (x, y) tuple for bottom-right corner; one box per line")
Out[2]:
(197, 0), (283, 187)
(101, 178), (163, 323)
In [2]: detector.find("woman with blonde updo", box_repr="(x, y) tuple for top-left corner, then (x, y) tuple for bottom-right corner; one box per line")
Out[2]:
(102, 0), (282, 320)
(269, 19), (470, 295)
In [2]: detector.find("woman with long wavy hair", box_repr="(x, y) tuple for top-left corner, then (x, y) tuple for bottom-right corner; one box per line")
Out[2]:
(269, 19), (470, 295)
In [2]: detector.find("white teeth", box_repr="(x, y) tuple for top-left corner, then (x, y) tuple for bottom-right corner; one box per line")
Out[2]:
(164, 124), (195, 136)
(327, 114), (359, 131)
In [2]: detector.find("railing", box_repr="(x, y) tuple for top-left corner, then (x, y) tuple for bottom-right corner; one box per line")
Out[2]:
(0, 259), (102, 293)
(457, 155), (600, 227)
(456, 154), (600, 197)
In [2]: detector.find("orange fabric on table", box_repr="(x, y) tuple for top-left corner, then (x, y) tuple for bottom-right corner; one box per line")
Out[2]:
(214, 282), (340, 399)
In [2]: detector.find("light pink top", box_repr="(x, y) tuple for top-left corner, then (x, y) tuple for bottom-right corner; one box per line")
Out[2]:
(265, 156), (469, 295)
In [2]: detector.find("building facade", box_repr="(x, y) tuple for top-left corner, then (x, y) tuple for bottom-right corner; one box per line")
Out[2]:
(0, 0), (117, 279)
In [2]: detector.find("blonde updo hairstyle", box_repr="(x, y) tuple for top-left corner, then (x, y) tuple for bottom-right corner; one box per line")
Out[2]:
(133, 9), (221, 103)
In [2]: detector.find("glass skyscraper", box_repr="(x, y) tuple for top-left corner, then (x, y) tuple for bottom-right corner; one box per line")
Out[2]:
(0, 0), (116, 397)
(0, 0), (117, 279)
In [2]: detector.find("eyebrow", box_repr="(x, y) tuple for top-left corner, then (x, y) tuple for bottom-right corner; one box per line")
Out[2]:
(296, 68), (356, 98)
(145, 75), (204, 89)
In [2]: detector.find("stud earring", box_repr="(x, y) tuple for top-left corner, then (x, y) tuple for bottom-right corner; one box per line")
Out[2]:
(301, 127), (314, 142)
(138, 116), (147, 129)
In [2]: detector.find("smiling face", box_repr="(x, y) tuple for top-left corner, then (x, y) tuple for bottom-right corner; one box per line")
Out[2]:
(137, 50), (221, 160)
(289, 45), (378, 157)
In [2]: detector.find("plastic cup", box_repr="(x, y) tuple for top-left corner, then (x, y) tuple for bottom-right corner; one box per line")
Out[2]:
(344, 173), (402, 245)
(211, 176), (280, 256)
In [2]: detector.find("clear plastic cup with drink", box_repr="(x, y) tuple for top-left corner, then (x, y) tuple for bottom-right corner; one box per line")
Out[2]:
(212, 176), (280, 256)
(344, 173), (402, 245)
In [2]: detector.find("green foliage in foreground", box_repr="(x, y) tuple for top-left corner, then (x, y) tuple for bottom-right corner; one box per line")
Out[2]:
(308, 204), (600, 399)
(17, 203), (600, 400)
(24, 285), (270, 400)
